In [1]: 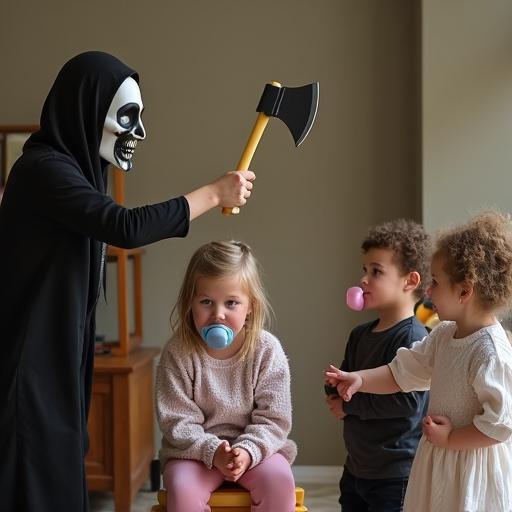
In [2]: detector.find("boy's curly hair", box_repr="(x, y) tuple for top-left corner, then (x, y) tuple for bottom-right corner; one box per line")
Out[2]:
(434, 211), (512, 311)
(362, 219), (431, 300)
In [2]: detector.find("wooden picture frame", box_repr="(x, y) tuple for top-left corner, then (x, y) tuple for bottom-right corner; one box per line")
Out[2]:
(0, 125), (39, 188)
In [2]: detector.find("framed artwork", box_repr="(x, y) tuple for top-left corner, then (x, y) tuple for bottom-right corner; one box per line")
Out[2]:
(0, 125), (38, 189)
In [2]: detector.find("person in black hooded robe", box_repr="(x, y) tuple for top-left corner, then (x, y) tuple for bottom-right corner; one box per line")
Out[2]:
(0, 51), (255, 512)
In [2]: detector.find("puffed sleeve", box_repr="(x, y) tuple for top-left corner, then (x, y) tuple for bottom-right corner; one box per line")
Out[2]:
(387, 323), (445, 392)
(472, 357), (512, 442)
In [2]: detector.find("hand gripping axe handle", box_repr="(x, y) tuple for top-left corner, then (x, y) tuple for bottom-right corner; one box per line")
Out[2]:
(222, 80), (319, 215)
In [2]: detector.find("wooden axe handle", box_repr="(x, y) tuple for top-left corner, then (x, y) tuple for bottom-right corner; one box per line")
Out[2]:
(222, 81), (281, 215)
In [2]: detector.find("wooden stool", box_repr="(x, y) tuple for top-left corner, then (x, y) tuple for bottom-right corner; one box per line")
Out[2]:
(151, 485), (308, 512)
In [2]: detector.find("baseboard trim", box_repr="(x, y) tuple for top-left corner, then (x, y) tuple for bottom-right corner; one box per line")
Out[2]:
(292, 465), (342, 485)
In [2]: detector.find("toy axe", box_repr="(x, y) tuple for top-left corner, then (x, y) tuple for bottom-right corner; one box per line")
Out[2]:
(223, 80), (319, 215)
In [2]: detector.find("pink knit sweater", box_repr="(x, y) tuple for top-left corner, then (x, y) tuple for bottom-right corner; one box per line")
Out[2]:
(156, 330), (297, 470)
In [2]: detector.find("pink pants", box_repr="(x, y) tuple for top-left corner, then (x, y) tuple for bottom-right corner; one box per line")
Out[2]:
(163, 453), (296, 512)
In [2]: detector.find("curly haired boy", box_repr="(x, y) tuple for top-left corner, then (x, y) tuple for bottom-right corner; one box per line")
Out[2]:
(325, 219), (430, 512)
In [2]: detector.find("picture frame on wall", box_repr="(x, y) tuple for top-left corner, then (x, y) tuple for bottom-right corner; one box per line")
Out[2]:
(0, 125), (38, 189)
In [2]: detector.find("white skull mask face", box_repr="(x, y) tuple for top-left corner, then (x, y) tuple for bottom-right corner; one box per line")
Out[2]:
(100, 76), (146, 171)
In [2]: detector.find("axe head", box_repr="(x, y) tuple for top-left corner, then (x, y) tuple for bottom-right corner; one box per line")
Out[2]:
(256, 82), (319, 146)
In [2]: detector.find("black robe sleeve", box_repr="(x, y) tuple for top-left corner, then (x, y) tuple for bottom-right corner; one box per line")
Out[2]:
(29, 152), (189, 248)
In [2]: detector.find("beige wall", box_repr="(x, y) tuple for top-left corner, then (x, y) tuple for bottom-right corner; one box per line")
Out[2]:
(1, 1), (419, 465)
(422, 0), (512, 231)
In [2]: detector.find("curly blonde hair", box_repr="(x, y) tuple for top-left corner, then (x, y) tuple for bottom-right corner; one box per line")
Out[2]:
(361, 219), (431, 300)
(171, 241), (271, 359)
(434, 211), (512, 311)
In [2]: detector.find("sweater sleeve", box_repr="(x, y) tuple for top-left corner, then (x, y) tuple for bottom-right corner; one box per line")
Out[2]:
(31, 157), (189, 248)
(155, 341), (223, 469)
(232, 335), (293, 468)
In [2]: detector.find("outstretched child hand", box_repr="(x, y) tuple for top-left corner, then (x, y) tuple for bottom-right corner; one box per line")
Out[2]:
(422, 415), (453, 448)
(325, 365), (363, 401)
(325, 394), (346, 420)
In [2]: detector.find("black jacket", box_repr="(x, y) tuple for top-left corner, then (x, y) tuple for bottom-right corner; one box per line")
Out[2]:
(0, 51), (189, 512)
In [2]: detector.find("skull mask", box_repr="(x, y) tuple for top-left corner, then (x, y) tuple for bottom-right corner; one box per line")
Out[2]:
(100, 76), (146, 171)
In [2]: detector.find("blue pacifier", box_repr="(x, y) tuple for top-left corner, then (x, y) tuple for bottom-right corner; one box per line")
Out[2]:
(200, 324), (234, 349)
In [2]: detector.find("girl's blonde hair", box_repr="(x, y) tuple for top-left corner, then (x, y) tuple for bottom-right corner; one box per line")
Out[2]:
(434, 210), (512, 311)
(171, 241), (271, 358)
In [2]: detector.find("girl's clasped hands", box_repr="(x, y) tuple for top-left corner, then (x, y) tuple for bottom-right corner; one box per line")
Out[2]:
(213, 440), (252, 481)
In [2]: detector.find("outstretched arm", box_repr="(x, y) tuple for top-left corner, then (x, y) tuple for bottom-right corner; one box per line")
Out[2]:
(185, 170), (255, 220)
(325, 364), (401, 401)
(233, 338), (292, 468)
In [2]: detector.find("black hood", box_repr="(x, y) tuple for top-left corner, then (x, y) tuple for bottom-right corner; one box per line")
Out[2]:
(25, 51), (138, 193)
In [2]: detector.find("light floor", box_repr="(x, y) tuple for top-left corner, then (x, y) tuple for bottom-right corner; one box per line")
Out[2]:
(89, 465), (341, 512)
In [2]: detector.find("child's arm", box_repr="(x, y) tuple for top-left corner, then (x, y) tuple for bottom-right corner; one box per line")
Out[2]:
(469, 351), (512, 447)
(326, 328), (436, 402)
(232, 335), (295, 469)
(324, 367), (419, 421)
(328, 327), (430, 420)
(449, 424), (501, 449)
(425, 343), (512, 450)
(325, 364), (401, 401)
(156, 343), (225, 468)
(422, 415), (500, 450)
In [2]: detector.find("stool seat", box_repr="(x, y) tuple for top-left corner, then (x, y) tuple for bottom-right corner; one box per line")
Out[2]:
(152, 485), (308, 511)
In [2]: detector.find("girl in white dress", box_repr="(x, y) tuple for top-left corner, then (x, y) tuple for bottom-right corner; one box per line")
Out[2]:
(326, 211), (512, 512)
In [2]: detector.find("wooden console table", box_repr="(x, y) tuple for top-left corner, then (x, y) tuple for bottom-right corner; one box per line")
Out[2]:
(86, 347), (160, 512)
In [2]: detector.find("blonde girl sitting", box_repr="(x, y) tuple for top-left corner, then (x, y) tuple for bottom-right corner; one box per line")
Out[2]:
(326, 211), (512, 512)
(156, 241), (297, 512)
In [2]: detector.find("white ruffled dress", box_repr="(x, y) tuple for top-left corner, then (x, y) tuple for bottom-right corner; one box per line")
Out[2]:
(388, 321), (512, 512)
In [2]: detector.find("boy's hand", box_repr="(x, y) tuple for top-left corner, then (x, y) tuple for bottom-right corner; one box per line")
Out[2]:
(325, 395), (346, 420)
(325, 365), (363, 401)
(225, 447), (251, 481)
(213, 440), (235, 477)
(422, 415), (453, 448)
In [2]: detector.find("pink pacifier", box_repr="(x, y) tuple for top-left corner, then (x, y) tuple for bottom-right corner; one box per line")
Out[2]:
(346, 286), (364, 311)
